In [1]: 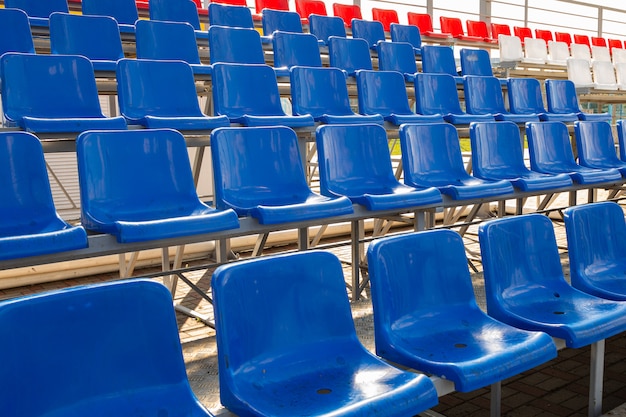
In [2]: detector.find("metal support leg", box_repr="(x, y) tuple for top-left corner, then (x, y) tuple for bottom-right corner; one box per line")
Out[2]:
(297, 227), (309, 250)
(589, 339), (605, 417)
(414, 210), (426, 231)
(351, 220), (361, 301)
(491, 381), (501, 417)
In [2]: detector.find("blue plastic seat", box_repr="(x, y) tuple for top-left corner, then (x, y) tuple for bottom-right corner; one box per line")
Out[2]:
(149, 0), (205, 40)
(545, 79), (612, 122)
(574, 120), (626, 175)
(5, 0), (68, 27)
(390, 23), (422, 55)
(356, 70), (444, 125)
(135, 20), (212, 77)
(208, 2), (254, 28)
(0, 8), (35, 55)
(116, 59), (230, 131)
(290, 66), (384, 125)
(526, 121), (622, 184)
(208, 25), (279, 72)
(308, 14), (346, 45)
(376, 41), (418, 81)
(0, 53), (127, 133)
(327, 36), (372, 77)
(211, 62), (315, 128)
(76, 129), (239, 243)
(470, 121), (573, 191)
(478, 213), (626, 349)
(272, 31), (322, 72)
(563, 202), (626, 301)
(49, 13), (124, 73)
(459, 48), (506, 85)
(507, 78), (580, 122)
(615, 119), (626, 161)
(316, 124), (442, 210)
(400, 123), (514, 199)
(81, 0), (138, 34)
(351, 18), (385, 49)
(414, 73), (495, 124)
(211, 126), (353, 224)
(0, 132), (87, 260)
(211, 250), (438, 417)
(464, 75), (540, 122)
(367, 230), (557, 392)
(0, 279), (215, 417)
(421, 45), (463, 84)
(261, 9), (303, 35)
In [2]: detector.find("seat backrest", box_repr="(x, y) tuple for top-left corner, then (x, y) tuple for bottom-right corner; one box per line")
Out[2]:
(592, 60), (617, 87)
(570, 43), (592, 60)
(478, 214), (569, 315)
(534, 28), (553, 44)
(290, 66), (354, 118)
(351, 18), (386, 48)
(4, 0), (68, 18)
(135, 20), (202, 65)
(507, 77), (548, 114)
(356, 70), (413, 117)
(439, 16), (465, 38)
(460, 48), (494, 76)
(332, 3), (361, 28)
(272, 31), (321, 69)
(327, 36), (372, 74)
(262, 8), (302, 35)
(545, 79), (582, 114)
(211, 250), (360, 400)
(376, 41), (417, 74)
(574, 120), (623, 166)
(407, 12), (434, 33)
(211, 126), (313, 211)
(116, 59), (205, 122)
(548, 40), (570, 64)
(608, 39), (623, 53)
(499, 34), (524, 62)
(208, 2), (254, 28)
(0, 53), (105, 127)
(616, 63), (626, 91)
(526, 121), (579, 172)
(573, 33), (591, 47)
(371, 8), (398, 32)
(0, 8), (35, 55)
(463, 75), (508, 115)
(466, 19), (489, 38)
(414, 73), (464, 115)
(524, 37), (548, 62)
(309, 14), (346, 43)
(399, 123), (473, 187)
(617, 119), (626, 161)
(555, 31), (572, 45)
(49, 13), (124, 61)
(0, 279), (208, 417)
(316, 124), (400, 197)
(295, 0), (326, 19)
(566, 58), (594, 88)
(490, 23), (511, 39)
(389, 23), (422, 50)
(211, 0), (247, 6)
(77, 129), (208, 228)
(81, 0), (138, 25)
(421, 44), (458, 76)
(591, 45), (611, 62)
(513, 26), (532, 41)
(149, 0), (201, 30)
(208, 25), (265, 64)
(255, 0), (289, 13)
(591, 36), (607, 47)
(211, 63), (286, 118)
(470, 121), (529, 177)
(613, 48), (626, 65)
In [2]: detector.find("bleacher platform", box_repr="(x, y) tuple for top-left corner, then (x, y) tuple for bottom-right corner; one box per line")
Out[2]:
(2, 0), (626, 416)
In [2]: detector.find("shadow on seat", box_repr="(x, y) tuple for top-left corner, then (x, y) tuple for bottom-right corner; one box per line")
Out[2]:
(316, 124), (442, 211)
(116, 59), (230, 131)
(470, 121), (573, 192)
(76, 128), (239, 243)
(507, 78), (579, 122)
(545, 79), (612, 122)
(0, 53), (127, 133)
(327, 36), (372, 77)
(0, 131), (87, 260)
(211, 62), (315, 128)
(211, 250), (439, 416)
(367, 230), (556, 395)
(210, 126), (353, 224)
(0, 279), (215, 416)
(564, 202), (626, 301)
(574, 120), (626, 175)
(356, 70), (444, 125)
(290, 66), (384, 125)
(81, 0), (138, 34)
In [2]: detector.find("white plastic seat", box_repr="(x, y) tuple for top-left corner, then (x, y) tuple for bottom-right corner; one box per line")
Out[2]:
(547, 40), (569, 66)
(614, 62), (626, 90)
(612, 48), (626, 65)
(591, 45), (611, 63)
(570, 43), (592, 62)
(523, 37), (547, 64)
(567, 58), (594, 88)
(592, 60), (618, 90)
(498, 34), (523, 66)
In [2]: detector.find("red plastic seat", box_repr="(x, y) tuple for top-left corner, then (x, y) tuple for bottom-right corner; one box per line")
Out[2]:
(295, 0), (327, 23)
(255, 0), (288, 14)
(555, 32), (572, 46)
(466, 19), (495, 43)
(490, 23), (511, 40)
(440, 16), (483, 42)
(535, 28), (553, 44)
(573, 34), (591, 48)
(592, 36), (607, 47)
(608, 38), (623, 52)
(407, 12), (451, 40)
(332, 3), (361, 28)
(371, 8), (398, 32)
(513, 26), (532, 42)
